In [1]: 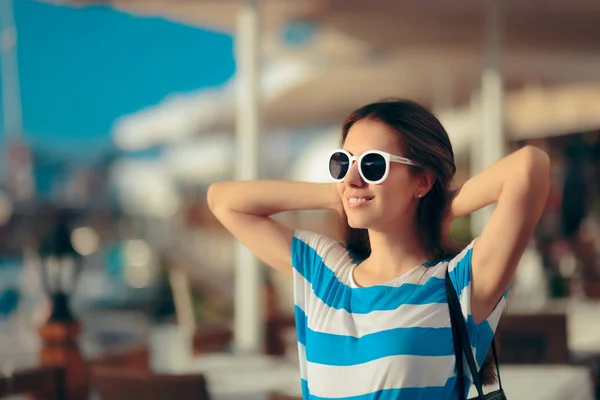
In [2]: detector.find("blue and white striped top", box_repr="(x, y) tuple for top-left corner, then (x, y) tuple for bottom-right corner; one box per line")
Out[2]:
(291, 230), (506, 400)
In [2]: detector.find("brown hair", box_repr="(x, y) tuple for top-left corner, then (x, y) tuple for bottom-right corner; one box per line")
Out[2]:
(340, 98), (496, 385)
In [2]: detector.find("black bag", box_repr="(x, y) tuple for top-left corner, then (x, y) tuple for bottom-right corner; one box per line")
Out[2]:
(445, 269), (507, 400)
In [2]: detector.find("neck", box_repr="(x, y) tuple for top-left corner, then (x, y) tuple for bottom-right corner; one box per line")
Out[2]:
(364, 221), (430, 277)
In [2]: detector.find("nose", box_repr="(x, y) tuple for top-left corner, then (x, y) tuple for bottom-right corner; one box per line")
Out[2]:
(345, 160), (365, 187)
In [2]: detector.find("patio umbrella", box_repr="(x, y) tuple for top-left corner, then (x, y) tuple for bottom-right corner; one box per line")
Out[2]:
(47, 0), (600, 118)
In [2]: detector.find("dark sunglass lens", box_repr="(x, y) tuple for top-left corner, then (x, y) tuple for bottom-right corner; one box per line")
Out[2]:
(329, 152), (350, 180)
(361, 153), (387, 182)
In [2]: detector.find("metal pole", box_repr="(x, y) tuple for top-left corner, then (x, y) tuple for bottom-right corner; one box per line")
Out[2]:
(472, 0), (505, 235)
(233, 0), (263, 354)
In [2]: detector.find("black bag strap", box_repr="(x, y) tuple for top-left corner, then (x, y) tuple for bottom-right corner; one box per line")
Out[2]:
(446, 269), (503, 399)
(449, 303), (468, 400)
(491, 339), (503, 389)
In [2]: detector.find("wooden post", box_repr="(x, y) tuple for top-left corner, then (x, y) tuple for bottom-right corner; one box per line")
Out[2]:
(39, 321), (88, 400)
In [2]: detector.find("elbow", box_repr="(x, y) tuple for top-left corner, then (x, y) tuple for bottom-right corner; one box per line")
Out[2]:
(520, 145), (550, 183)
(517, 146), (551, 203)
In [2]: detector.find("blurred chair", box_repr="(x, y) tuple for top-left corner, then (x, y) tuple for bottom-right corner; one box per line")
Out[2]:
(89, 345), (149, 372)
(192, 323), (232, 355)
(496, 313), (569, 364)
(0, 366), (65, 400)
(583, 280), (600, 299)
(265, 315), (295, 356)
(90, 367), (210, 400)
(268, 392), (302, 400)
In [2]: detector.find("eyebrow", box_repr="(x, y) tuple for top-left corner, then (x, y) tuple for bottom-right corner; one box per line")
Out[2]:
(343, 148), (399, 157)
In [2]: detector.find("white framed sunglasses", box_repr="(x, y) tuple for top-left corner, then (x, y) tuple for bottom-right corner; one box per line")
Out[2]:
(328, 149), (420, 185)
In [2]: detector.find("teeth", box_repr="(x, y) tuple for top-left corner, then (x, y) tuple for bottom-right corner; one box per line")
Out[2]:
(349, 197), (369, 205)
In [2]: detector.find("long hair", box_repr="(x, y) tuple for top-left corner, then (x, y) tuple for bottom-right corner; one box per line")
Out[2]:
(340, 98), (496, 385)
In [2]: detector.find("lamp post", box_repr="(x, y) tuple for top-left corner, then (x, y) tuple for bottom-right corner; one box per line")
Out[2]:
(38, 211), (87, 400)
(39, 215), (81, 323)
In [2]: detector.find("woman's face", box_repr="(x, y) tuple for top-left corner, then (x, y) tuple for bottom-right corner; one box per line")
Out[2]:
(338, 119), (427, 232)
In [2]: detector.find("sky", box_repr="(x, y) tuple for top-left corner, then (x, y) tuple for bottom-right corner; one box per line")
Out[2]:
(0, 0), (235, 159)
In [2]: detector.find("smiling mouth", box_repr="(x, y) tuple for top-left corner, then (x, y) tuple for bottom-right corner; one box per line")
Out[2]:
(347, 196), (374, 208)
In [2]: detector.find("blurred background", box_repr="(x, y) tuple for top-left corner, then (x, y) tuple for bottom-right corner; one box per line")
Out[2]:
(0, 1), (599, 399)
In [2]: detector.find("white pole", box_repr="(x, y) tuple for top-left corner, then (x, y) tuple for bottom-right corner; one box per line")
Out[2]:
(471, 0), (505, 236)
(0, 0), (33, 201)
(0, 0), (22, 141)
(469, 90), (484, 236)
(233, 0), (264, 354)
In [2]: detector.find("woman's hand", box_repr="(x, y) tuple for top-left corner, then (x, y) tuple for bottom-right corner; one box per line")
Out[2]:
(329, 183), (345, 217)
(443, 187), (461, 234)
(447, 187), (461, 221)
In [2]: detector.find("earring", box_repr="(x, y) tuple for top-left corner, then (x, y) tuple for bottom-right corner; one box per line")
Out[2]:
(417, 193), (424, 198)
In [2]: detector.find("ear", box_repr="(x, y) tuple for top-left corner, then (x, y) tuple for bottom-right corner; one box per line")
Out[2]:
(417, 170), (435, 195)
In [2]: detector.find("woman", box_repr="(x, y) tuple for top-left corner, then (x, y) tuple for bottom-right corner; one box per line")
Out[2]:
(208, 99), (550, 399)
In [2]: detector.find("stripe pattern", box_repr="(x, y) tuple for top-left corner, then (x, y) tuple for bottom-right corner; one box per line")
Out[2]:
(291, 230), (506, 400)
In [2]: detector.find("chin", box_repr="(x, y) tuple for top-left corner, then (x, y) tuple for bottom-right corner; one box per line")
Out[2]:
(347, 208), (398, 232)
(346, 213), (377, 230)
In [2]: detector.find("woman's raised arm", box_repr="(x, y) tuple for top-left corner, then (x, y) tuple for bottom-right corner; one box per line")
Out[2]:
(450, 145), (550, 323)
(207, 181), (341, 277)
